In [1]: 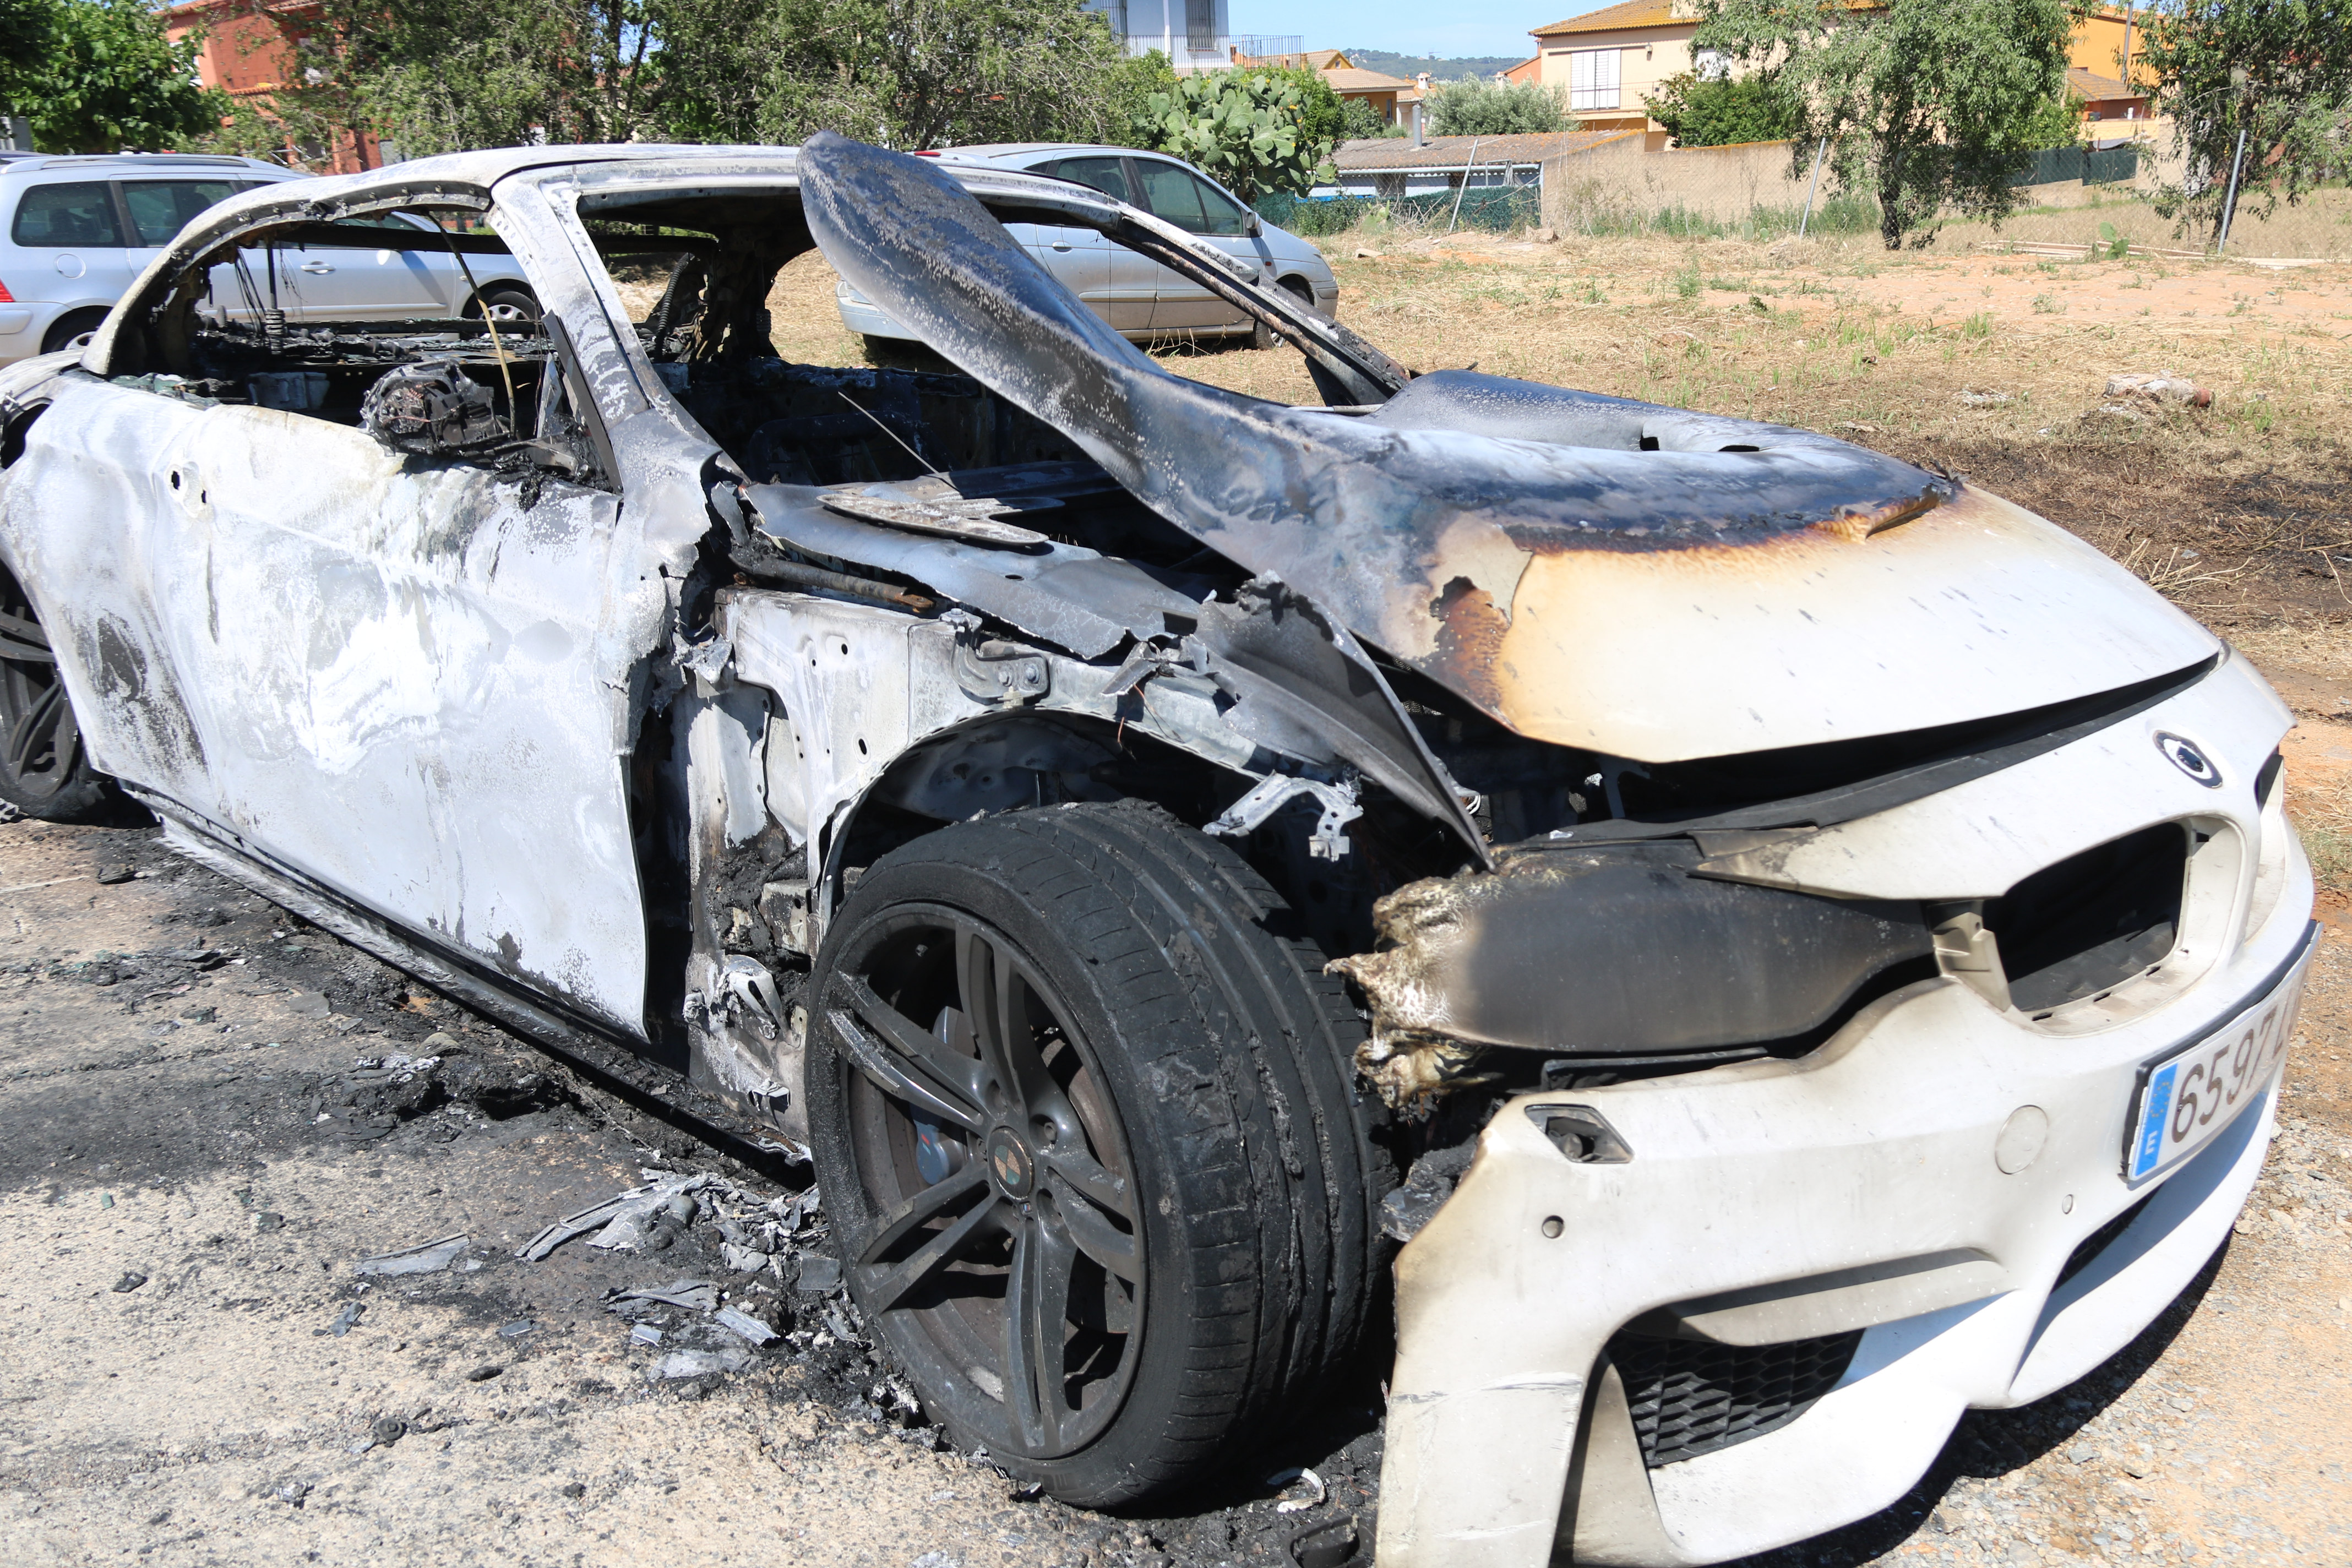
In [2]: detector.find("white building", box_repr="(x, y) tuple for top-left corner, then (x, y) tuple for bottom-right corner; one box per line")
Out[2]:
(1085, 0), (1297, 75)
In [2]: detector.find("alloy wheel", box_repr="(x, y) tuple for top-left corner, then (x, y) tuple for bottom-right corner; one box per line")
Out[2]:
(823, 905), (1145, 1457)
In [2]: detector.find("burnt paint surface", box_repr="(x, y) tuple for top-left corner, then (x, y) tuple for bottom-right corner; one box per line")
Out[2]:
(796, 134), (2217, 763)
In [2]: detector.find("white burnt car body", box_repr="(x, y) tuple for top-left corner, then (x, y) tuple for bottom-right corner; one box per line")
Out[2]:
(0, 140), (2313, 1567)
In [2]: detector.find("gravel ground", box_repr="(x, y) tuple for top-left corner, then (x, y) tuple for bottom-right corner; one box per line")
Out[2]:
(2, 731), (2346, 1568)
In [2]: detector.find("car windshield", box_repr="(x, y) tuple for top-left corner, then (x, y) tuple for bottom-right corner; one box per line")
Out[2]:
(11, 181), (123, 247)
(122, 179), (248, 247)
(1131, 161), (1251, 237)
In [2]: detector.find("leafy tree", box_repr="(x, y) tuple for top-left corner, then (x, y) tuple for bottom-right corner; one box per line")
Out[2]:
(0, 0), (59, 119)
(2136, 0), (2352, 244)
(1257, 62), (1349, 150)
(741, 0), (1133, 150)
(1128, 68), (1337, 200)
(1423, 75), (1568, 137)
(1643, 72), (1799, 146)
(1337, 93), (1401, 140)
(8, 0), (227, 153)
(1692, 0), (2075, 249)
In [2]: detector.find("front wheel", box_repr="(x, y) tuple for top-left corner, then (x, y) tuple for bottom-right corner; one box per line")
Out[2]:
(805, 802), (1384, 1506)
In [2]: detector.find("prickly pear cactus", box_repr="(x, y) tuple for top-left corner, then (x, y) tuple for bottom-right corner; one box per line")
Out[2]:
(1131, 70), (1337, 202)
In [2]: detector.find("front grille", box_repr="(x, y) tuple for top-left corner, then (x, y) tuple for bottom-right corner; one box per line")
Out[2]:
(1609, 1329), (1862, 1468)
(1991, 823), (2189, 1014)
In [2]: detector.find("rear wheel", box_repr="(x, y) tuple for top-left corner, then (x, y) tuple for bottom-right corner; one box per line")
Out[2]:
(39, 308), (108, 357)
(466, 286), (540, 326)
(0, 562), (113, 821)
(1249, 278), (1317, 349)
(805, 802), (1384, 1506)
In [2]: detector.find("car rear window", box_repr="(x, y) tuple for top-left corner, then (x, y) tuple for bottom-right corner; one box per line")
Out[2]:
(121, 179), (247, 246)
(1133, 162), (1253, 237)
(1043, 156), (1134, 205)
(10, 181), (124, 247)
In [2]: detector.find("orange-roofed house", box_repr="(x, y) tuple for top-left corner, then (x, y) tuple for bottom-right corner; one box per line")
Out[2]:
(1523, 2), (2157, 137)
(1229, 44), (1424, 131)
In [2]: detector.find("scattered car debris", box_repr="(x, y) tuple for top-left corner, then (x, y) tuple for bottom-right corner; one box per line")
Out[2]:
(795, 1256), (843, 1294)
(93, 862), (137, 885)
(369, 1416), (407, 1449)
(498, 1319), (536, 1340)
(1271, 1467), (1327, 1513)
(352, 1234), (470, 1277)
(630, 1323), (666, 1347)
(465, 1364), (503, 1382)
(654, 1346), (751, 1380)
(716, 1305), (780, 1346)
(611, 1278), (720, 1313)
(2105, 369), (2212, 407)
(110, 1270), (146, 1293)
(516, 1172), (714, 1261)
(320, 1301), (363, 1337)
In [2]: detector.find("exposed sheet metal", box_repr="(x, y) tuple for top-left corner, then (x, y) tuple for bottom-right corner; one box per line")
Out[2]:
(795, 134), (2216, 763)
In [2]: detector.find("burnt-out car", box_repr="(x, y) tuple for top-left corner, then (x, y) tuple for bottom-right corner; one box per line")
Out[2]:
(0, 137), (2313, 1566)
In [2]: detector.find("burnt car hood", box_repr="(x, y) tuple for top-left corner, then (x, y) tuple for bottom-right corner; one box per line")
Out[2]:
(797, 134), (2217, 764)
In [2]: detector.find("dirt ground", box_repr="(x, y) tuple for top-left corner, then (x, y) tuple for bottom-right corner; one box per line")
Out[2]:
(3, 231), (2348, 1567)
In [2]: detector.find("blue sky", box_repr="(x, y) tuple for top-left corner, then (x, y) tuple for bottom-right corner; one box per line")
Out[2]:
(1232, 0), (1605, 59)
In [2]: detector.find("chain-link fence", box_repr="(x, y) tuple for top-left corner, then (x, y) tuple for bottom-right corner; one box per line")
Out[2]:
(1268, 132), (2351, 257)
(1253, 185), (1542, 237)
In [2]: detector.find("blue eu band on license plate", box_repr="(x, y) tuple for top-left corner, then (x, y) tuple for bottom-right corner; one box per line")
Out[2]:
(2125, 929), (2316, 1184)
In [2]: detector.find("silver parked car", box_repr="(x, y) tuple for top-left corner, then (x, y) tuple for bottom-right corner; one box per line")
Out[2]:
(0, 153), (536, 366)
(0, 137), (2312, 1567)
(835, 143), (1340, 347)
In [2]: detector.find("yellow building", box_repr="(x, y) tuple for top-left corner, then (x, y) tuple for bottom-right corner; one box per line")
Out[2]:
(1525, 1), (2156, 136)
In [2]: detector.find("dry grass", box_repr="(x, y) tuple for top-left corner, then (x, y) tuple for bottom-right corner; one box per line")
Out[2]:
(1931, 186), (2352, 262)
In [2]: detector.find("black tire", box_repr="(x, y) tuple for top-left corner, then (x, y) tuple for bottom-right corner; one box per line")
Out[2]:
(0, 560), (115, 822)
(1250, 278), (1318, 349)
(805, 801), (1385, 1507)
(466, 285), (540, 326)
(39, 308), (108, 357)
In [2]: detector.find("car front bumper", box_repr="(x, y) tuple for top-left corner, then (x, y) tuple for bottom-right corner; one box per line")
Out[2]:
(1374, 658), (2315, 1567)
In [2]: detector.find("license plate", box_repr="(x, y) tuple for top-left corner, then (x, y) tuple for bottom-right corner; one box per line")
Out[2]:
(2125, 929), (2316, 1185)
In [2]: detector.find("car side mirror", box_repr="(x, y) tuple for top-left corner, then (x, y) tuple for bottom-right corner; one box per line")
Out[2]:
(1246, 211), (1264, 237)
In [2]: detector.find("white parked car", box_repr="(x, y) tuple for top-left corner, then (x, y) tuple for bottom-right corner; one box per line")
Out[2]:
(836, 143), (1340, 347)
(0, 153), (536, 366)
(0, 137), (2313, 1567)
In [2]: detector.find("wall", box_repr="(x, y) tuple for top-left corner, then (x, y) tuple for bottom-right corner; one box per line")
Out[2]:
(1539, 135), (1806, 231)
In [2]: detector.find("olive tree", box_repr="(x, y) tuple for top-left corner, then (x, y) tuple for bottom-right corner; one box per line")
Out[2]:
(2137, 0), (2352, 244)
(1692, 0), (2075, 249)
(1424, 75), (1569, 137)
